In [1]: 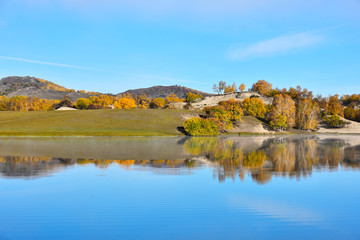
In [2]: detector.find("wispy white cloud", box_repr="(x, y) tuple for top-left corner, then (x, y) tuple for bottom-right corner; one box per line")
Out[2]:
(0, 55), (203, 85)
(0, 56), (91, 70)
(229, 196), (323, 225)
(230, 31), (324, 60)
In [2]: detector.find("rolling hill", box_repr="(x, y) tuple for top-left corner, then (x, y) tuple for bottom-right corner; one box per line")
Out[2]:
(118, 85), (211, 99)
(0, 76), (97, 101)
(0, 76), (211, 100)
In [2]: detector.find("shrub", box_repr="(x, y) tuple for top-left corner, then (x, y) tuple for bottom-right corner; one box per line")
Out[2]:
(87, 104), (103, 109)
(322, 115), (346, 128)
(344, 106), (360, 122)
(183, 117), (218, 136)
(186, 92), (203, 103)
(166, 94), (184, 103)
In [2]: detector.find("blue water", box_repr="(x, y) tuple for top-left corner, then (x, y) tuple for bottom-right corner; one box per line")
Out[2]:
(0, 136), (359, 239)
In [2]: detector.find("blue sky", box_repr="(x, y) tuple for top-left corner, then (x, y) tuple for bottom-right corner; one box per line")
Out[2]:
(0, 0), (359, 95)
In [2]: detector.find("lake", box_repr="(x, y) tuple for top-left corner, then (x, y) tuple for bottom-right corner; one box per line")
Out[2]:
(0, 135), (359, 239)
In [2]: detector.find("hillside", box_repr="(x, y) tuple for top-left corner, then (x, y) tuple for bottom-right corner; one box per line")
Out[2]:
(192, 91), (273, 109)
(0, 76), (96, 101)
(118, 85), (211, 99)
(0, 109), (200, 136)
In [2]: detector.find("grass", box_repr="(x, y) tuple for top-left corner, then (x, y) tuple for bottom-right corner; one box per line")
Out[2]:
(0, 109), (201, 136)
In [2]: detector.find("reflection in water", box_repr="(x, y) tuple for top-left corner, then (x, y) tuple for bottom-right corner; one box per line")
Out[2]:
(184, 136), (359, 184)
(0, 136), (359, 184)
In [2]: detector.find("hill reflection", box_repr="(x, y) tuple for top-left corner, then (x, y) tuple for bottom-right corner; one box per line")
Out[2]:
(0, 136), (359, 184)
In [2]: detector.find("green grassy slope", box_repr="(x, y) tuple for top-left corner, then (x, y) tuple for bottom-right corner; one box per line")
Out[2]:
(0, 109), (200, 136)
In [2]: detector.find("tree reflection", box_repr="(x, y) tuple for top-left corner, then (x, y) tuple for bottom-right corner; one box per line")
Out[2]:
(183, 136), (358, 184)
(0, 137), (359, 184)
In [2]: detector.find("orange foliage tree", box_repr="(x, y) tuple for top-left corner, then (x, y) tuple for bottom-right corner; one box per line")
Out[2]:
(239, 83), (245, 92)
(251, 80), (272, 96)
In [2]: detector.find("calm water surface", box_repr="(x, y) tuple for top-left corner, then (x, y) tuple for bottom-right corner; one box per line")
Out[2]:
(0, 135), (359, 239)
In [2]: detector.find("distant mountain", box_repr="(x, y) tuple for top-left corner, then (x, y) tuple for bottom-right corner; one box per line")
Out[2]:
(118, 85), (211, 99)
(0, 76), (97, 101)
(0, 76), (210, 101)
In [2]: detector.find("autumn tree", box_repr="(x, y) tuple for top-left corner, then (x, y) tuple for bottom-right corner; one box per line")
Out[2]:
(251, 80), (272, 96)
(327, 95), (344, 117)
(165, 93), (184, 103)
(224, 83), (236, 94)
(183, 117), (219, 136)
(239, 83), (245, 92)
(344, 105), (360, 122)
(269, 94), (296, 130)
(242, 97), (266, 118)
(150, 98), (166, 109)
(296, 99), (320, 130)
(270, 115), (288, 131)
(89, 95), (116, 108)
(136, 94), (151, 109)
(218, 99), (243, 123)
(0, 96), (9, 111)
(205, 99), (243, 131)
(75, 98), (91, 109)
(113, 98), (137, 109)
(186, 92), (203, 103)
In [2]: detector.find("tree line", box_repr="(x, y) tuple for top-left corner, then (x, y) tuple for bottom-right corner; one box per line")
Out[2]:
(0, 92), (203, 111)
(184, 80), (360, 135)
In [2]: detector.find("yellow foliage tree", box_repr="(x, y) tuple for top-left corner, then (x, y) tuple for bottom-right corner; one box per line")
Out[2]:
(150, 98), (166, 109)
(136, 94), (151, 109)
(75, 98), (92, 109)
(296, 99), (320, 130)
(270, 94), (296, 129)
(165, 94), (184, 103)
(327, 95), (344, 117)
(224, 83), (237, 94)
(113, 98), (137, 109)
(242, 97), (266, 118)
